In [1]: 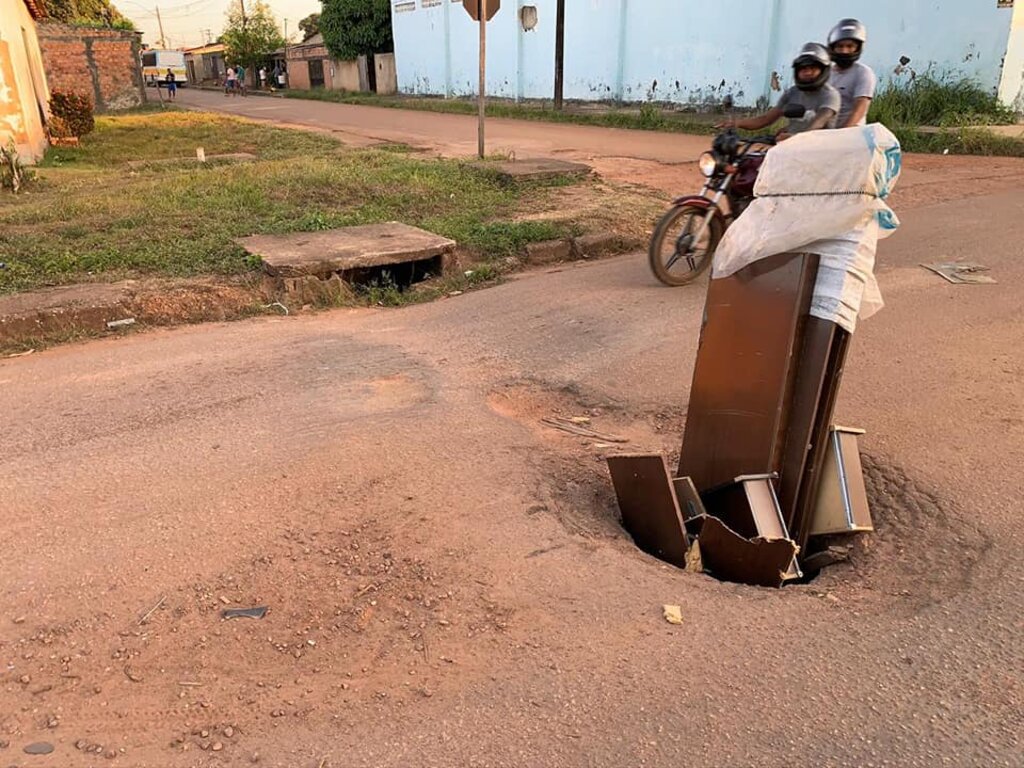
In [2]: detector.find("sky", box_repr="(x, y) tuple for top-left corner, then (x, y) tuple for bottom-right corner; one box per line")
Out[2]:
(117, 0), (322, 50)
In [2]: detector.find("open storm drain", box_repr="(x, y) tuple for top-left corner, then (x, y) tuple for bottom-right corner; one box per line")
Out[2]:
(234, 222), (457, 305)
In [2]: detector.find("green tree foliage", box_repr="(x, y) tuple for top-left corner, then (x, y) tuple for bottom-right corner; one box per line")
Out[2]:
(320, 0), (393, 61)
(45, 0), (132, 28)
(221, 0), (285, 71)
(298, 12), (321, 41)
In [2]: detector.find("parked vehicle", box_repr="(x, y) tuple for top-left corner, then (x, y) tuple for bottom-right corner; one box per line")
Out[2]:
(648, 104), (806, 286)
(141, 49), (187, 87)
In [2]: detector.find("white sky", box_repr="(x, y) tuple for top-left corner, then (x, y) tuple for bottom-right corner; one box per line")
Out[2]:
(117, 0), (322, 49)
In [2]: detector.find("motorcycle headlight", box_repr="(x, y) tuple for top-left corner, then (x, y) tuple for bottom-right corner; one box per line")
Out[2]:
(698, 152), (718, 177)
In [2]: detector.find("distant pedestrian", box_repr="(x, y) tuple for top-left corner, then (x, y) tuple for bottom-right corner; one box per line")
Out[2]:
(259, 66), (267, 89)
(276, 65), (286, 88)
(164, 67), (177, 100)
(236, 64), (247, 96)
(225, 66), (237, 96)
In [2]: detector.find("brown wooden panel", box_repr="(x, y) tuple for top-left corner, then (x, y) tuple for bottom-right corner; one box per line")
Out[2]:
(607, 454), (689, 568)
(789, 329), (851, 550)
(777, 317), (839, 530)
(678, 253), (819, 491)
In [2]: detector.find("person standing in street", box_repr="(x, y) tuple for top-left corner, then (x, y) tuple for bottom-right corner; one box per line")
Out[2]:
(164, 67), (177, 101)
(225, 66), (237, 96)
(259, 66), (267, 90)
(827, 18), (878, 128)
(236, 64), (247, 97)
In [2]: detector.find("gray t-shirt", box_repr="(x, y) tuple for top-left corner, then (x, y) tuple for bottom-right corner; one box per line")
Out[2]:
(777, 84), (841, 133)
(831, 63), (878, 127)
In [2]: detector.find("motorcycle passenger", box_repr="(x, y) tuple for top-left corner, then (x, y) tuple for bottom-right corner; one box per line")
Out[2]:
(718, 43), (840, 138)
(828, 18), (877, 128)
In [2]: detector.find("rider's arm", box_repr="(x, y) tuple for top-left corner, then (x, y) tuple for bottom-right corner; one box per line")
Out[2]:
(841, 96), (871, 128)
(735, 107), (783, 131)
(808, 108), (836, 131)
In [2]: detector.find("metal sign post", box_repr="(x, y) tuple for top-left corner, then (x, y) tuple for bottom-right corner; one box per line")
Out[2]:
(478, 0), (487, 158)
(463, 0), (500, 159)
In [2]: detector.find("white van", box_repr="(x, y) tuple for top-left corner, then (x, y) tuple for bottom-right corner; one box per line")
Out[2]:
(141, 49), (187, 87)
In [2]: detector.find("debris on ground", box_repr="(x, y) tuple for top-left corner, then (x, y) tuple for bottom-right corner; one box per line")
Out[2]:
(222, 606), (269, 620)
(662, 605), (683, 625)
(542, 416), (628, 443)
(23, 742), (55, 755)
(921, 262), (997, 284)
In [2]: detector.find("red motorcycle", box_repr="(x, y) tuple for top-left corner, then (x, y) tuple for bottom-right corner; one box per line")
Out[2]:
(648, 104), (807, 286)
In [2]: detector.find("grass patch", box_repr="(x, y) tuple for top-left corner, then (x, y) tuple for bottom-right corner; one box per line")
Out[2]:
(0, 111), (590, 294)
(892, 126), (1024, 157)
(283, 89), (719, 136)
(869, 75), (1016, 128)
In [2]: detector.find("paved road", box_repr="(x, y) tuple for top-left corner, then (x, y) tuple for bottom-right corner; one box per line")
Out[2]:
(2, 182), (1022, 766)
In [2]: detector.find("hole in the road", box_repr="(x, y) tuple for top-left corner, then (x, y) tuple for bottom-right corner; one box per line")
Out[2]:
(348, 255), (444, 294)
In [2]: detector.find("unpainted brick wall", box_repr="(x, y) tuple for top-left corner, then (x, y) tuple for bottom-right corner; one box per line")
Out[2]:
(35, 23), (146, 112)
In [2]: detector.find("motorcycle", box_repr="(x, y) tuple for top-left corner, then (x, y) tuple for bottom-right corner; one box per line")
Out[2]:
(648, 104), (807, 286)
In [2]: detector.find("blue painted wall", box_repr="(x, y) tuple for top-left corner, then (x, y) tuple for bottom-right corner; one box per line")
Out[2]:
(392, 0), (1018, 106)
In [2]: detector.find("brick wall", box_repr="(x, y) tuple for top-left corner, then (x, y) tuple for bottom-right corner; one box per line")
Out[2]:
(35, 23), (145, 113)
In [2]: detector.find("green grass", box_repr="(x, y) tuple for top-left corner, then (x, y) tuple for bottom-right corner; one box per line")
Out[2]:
(283, 89), (719, 135)
(892, 126), (1024, 157)
(869, 75), (1016, 128)
(0, 112), (581, 294)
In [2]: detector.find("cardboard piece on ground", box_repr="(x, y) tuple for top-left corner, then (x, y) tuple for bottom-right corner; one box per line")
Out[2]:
(810, 426), (873, 536)
(921, 262), (997, 284)
(697, 516), (799, 589)
(607, 454), (689, 568)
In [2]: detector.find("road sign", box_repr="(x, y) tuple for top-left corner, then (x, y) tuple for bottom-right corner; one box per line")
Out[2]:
(463, 0), (499, 22)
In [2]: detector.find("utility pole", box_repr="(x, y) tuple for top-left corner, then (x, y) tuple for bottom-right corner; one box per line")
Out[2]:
(239, 0), (247, 27)
(553, 0), (565, 110)
(155, 4), (166, 48)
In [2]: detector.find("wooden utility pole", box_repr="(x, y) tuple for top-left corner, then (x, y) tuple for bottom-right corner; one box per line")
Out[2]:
(554, 0), (565, 110)
(155, 5), (166, 48)
(478, 0), (487, 158)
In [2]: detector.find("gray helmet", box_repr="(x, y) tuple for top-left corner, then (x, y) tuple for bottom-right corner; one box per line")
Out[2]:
(828, 18), (867, 67)
(793, 43), (831, 91)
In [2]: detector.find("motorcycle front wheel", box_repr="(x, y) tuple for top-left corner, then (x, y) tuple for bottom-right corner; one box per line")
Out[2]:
(647, 203), (724, 287)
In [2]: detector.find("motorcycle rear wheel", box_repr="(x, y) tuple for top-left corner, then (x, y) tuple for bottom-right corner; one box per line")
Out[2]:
(648, 203), (724, 287)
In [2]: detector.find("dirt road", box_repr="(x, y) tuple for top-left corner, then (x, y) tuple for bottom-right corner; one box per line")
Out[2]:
(3, 163), (1023, 766)
(176, 88), (1024, 209)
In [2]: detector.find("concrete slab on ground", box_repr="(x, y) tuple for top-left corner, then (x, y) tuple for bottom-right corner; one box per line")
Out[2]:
(126, 152), (256, 169)
(238, 222), (457, 278)
(472, 157), (592, 182)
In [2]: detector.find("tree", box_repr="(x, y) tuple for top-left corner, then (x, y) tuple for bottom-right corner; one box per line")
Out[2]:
(221, 0), (285, 71)
(46, 0), (132, 27)
(320, 0), (393, 61)
(298, 12), (321, 41)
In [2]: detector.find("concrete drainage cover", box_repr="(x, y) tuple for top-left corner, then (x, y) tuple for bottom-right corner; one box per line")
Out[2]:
(236, 222), (457, 278)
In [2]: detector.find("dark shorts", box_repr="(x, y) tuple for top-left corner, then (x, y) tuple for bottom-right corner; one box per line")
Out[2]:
(167, 82), (177, 92)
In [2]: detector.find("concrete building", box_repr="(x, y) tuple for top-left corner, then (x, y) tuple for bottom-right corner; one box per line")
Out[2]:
(0, 0), (49, 162)
(285, 33), (398, 94)
(392, 0), (1024, 108)
(184, 43), (226, 86)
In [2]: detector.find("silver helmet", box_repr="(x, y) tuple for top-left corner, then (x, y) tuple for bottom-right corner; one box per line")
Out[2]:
(828, 18), (867, 68)
(793, 43), (831, 91)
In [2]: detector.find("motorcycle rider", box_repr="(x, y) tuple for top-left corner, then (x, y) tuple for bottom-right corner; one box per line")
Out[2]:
(828, 18), (877, 127)
(718, 43), (839, 137)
